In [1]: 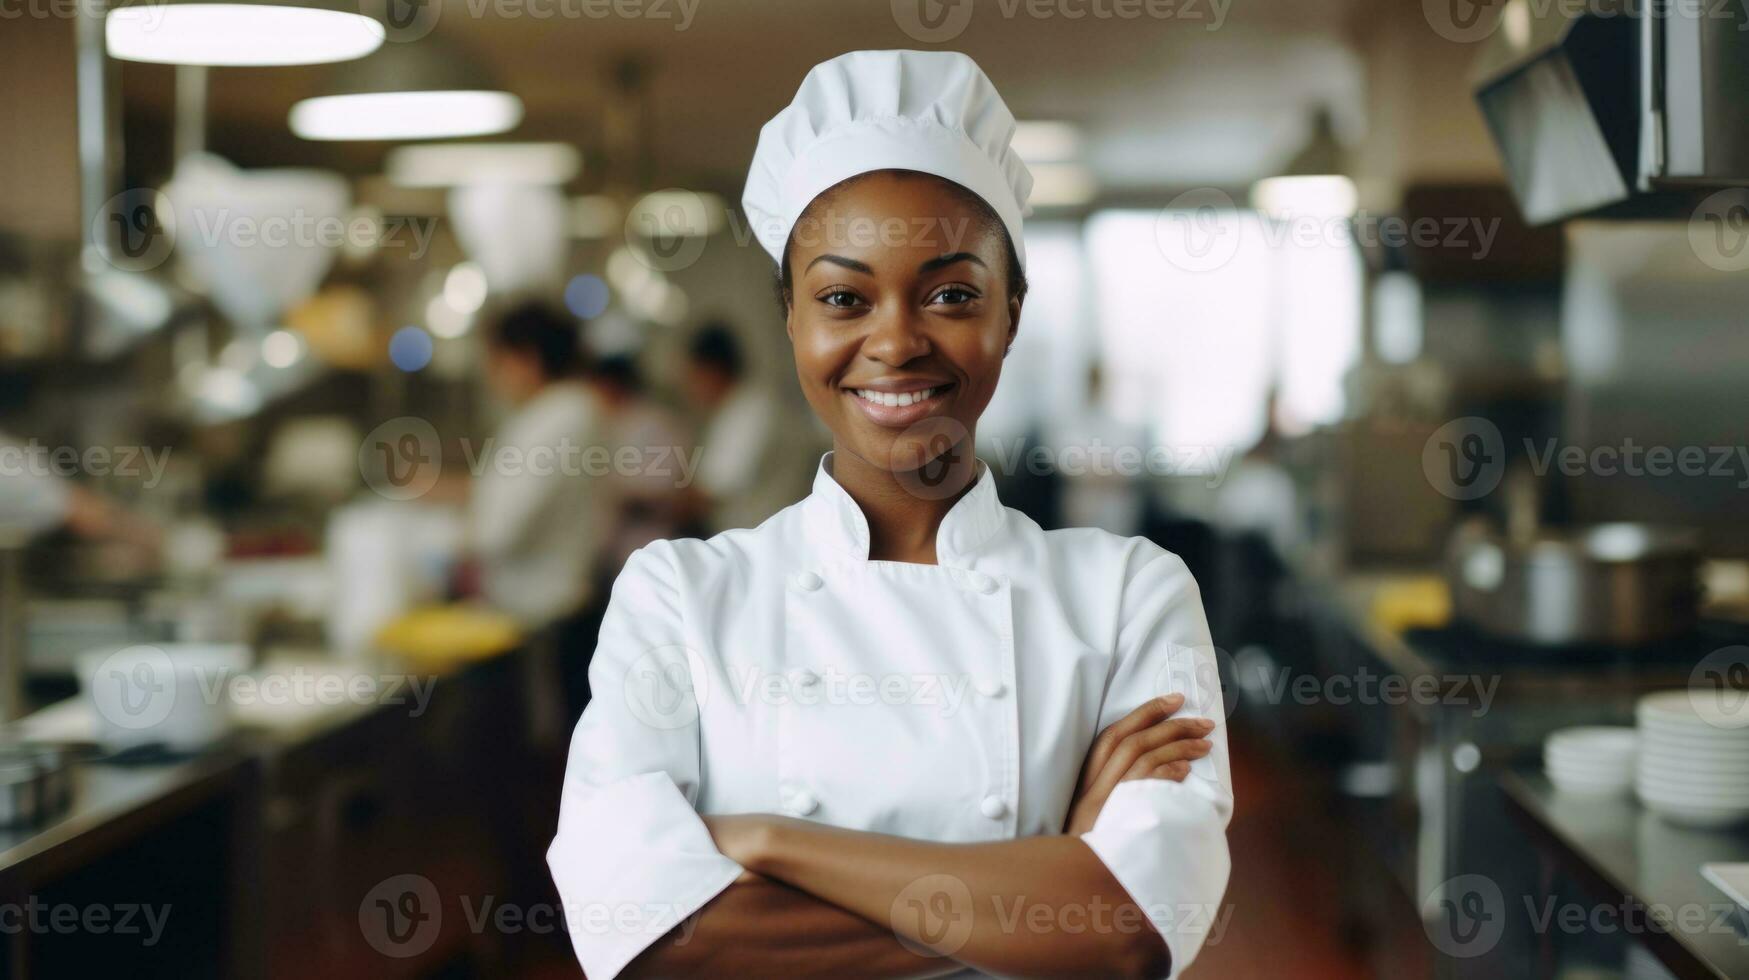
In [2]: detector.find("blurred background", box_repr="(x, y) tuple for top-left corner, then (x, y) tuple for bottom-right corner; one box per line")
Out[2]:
(3, 0), (1749, 977)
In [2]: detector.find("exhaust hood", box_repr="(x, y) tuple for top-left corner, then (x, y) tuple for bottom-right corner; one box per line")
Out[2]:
(1473, 0), (1749, 224)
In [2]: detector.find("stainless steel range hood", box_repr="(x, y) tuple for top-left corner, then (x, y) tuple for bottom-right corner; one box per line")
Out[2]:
(1474, 0), (1749, 225)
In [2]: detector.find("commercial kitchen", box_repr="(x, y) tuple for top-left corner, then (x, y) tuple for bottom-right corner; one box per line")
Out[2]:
(2, 1), (1748, 977)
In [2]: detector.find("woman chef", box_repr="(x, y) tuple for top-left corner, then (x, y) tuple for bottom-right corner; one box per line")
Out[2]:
(548, 50), (1233, 979)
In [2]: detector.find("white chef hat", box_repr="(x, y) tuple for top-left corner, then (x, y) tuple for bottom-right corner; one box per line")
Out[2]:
(742, 49), (1033, 272)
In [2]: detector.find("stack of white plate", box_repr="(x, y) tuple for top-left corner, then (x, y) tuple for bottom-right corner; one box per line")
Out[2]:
(1635, 690), (1749, 828)
(1545, 727), (1638, 796)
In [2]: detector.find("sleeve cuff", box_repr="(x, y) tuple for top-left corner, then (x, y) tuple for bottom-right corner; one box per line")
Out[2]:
(1080, 779), (1234, 980)
(548, 772), (744, 980)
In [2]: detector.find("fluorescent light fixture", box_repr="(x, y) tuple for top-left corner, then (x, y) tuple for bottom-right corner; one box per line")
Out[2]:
(1011, 121), (1082, 164)
(289, 91), (523, 141)
(1250, 174), (1358, 218)
(106, 4), (383, 67)
(387, 142), (581, 188)
(1027, 164), (1098, 208)
(569, 195), (622, 238)
(625, 190), (726, 238)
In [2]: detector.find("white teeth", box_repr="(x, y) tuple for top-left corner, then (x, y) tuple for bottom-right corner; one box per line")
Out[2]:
(854, 387), (938, 408)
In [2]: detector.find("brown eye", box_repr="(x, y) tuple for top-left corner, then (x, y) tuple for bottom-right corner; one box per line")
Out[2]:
(929, 286), (978, 306)
(819, 289), (864, 309)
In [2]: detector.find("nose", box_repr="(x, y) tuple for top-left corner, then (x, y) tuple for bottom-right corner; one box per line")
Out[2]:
(860, 305), (931, 367)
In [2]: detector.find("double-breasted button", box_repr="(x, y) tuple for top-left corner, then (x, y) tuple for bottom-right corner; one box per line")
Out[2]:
(789, 668), (821, 689)
(975, 677), (1007, 698)
(967, 572), (998, 595)
(792, 570), (823, 592)
(979, 795), (1008, 820)
(787, 789), (820, 817)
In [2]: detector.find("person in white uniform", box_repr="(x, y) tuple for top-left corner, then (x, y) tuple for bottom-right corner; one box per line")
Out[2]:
(549, 50), (1233, 980)
(473, 303), (605, 628)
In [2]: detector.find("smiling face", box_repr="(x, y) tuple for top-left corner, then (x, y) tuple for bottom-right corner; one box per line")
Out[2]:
(783, 170), (1023, 478)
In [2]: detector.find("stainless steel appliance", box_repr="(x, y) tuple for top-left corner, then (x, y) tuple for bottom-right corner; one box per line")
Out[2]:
(1473, 0), (1749, 224)
(1446, 520), (1700, 646)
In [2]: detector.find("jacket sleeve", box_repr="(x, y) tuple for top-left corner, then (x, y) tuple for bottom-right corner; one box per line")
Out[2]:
(1078, 543), (1234, 979)
(547, 541), (744, 979)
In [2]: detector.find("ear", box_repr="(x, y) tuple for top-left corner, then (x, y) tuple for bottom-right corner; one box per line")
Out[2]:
(1005, 293), (1024, 352)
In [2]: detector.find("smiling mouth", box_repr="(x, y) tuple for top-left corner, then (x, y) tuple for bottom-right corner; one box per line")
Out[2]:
(843, 383), (955, 426)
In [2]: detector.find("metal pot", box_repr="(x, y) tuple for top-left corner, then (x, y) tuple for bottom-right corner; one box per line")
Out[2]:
(1447, 521), (1701, 647)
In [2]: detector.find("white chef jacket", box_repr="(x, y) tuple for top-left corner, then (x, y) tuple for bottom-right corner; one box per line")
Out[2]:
(549, 454), (1233, 979)
(472, 382), (605, 626)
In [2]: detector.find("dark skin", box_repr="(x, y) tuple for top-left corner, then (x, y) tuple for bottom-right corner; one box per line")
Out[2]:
(621, 172), (1215, 980)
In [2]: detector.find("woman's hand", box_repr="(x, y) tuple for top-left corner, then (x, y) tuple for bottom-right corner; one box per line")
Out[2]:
(1064, 694), (1215, 835)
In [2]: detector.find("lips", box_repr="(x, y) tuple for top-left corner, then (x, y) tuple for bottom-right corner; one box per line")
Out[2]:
(844, 382), (954, 427)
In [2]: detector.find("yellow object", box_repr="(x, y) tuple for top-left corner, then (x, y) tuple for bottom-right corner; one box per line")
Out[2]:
(375, 604), (524, 664)
(1370, 577), (1452, 634)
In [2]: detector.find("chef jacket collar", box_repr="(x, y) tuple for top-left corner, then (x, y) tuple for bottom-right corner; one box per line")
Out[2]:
(803, 452), (1006, 566)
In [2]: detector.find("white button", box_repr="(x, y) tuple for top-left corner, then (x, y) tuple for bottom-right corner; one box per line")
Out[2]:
(979, 795), (1008, 820)
(968, 572), (998, 595)
(792, 570), (823, 592)
(790, 668), (820, 688)
(788, 789), (819, 816)
(976, 677), (1007, 698)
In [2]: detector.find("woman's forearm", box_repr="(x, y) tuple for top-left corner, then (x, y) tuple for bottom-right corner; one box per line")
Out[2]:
(739, 820), (1170, 980)
(622, 875), (964, 980)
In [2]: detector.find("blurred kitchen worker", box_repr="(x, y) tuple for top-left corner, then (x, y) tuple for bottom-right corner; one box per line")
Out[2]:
(473, 303), (606, 630)
(583, 354), (703, 574)
(685, 322), (798, 531)
(0, 430), (160, 549)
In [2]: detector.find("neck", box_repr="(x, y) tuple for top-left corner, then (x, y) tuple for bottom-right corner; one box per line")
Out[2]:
(829, 440), (980, 564)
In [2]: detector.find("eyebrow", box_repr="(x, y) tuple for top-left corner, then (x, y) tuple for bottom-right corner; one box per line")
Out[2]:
(803, 252), (988, 275)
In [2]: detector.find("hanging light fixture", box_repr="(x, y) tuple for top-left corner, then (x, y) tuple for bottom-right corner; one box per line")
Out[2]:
(105, 1), (384, 67)
(289, 39), (523, 141)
